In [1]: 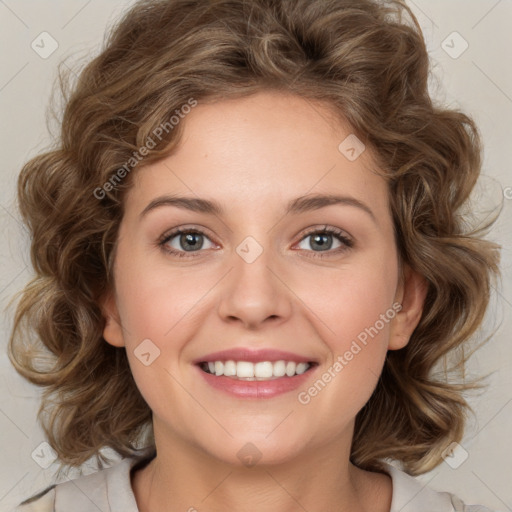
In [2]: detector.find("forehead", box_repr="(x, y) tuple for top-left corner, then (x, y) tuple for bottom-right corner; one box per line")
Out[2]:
(127, 91), (389, 220)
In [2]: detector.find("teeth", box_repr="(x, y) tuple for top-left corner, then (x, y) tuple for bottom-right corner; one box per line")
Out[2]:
(201, 360), (312, 379)
(255, 361), (273, 378)
(236, 361), (254, 378)
(295, 362), (308, 375)
(273, 360), (286, 377)
(223, 360), (237, 376)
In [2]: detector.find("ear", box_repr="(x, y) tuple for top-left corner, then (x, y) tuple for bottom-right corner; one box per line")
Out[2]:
(100, 291), (125, 348)
(388, 264), (428, 350)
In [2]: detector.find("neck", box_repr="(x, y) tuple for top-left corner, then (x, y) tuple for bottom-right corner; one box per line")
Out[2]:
(131, 422), (392, 512)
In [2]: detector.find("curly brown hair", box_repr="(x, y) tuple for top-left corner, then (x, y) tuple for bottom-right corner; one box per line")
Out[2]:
(8, 0), (500, 476)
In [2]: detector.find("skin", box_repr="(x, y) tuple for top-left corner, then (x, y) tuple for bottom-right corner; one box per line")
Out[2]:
(102, 90), (427, 512)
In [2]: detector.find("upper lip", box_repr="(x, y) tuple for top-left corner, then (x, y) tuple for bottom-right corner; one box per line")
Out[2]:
(193, 348), (317, 364)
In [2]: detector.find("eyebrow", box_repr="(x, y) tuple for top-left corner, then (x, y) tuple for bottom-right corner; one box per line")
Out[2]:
(139, 193), (376, 222)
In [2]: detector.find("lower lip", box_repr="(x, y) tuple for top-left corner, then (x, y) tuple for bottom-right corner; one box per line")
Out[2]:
(195, 365), (317, 399)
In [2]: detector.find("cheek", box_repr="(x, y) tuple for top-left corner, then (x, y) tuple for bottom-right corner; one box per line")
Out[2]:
(111, 253), (222, 405)
(294, 251), (398, 405)
(300, 253), (398, 343)
(111, 255), (205, 416)
(113, 250), (211, 341)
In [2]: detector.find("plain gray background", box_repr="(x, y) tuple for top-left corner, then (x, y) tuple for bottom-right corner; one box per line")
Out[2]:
(1, 1), (511, 510)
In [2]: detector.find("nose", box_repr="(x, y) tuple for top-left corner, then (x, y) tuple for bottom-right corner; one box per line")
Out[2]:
(217, 241), (293, 330)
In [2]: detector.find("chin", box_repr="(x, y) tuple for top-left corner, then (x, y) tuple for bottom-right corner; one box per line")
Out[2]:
(201, 434), (307, 469)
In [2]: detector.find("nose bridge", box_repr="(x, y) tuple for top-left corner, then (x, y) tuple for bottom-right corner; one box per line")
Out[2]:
(217, 234), (292, 328)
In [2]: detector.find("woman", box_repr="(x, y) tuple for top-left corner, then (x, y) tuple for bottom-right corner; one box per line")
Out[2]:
(10, 0), (500, 510)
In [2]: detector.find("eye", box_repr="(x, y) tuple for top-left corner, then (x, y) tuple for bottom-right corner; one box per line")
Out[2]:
(159, 227), (216, 258)
(158, 224), (353, 259)
(295, 225), (353, 258)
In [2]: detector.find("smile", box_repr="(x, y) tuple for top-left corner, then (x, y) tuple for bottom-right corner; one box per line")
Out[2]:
(195, 359), (318, 398)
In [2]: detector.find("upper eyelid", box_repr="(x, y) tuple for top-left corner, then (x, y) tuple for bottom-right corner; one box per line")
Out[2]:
(300, 225), (352, 240)
(159, 224), (215, 241)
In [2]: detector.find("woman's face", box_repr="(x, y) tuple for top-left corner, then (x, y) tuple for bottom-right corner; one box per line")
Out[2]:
(103, 91), (420, 466)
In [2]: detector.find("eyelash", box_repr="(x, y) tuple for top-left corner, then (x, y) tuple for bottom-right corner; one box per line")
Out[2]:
(158, 225), (354, 259)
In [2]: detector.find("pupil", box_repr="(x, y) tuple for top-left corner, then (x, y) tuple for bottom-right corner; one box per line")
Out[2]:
(311, 234), (332, 251)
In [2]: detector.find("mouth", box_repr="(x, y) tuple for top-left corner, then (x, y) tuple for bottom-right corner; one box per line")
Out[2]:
(197, 360), (319, 381)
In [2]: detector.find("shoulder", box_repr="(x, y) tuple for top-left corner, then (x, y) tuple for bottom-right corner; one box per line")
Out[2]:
(14, 448), (155, 512)
(382, 462), (496, 512)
